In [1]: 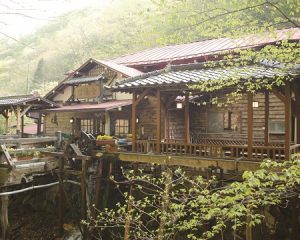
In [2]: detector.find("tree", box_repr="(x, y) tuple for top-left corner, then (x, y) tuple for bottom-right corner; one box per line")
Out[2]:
(83, 156), (300, 239)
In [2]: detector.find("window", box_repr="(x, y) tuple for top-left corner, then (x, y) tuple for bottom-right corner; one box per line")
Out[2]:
(80, 119), (94, 133)
(115, 119), (129, 136)
(207, 111), (240, 133)
(269, 121), (285, 134)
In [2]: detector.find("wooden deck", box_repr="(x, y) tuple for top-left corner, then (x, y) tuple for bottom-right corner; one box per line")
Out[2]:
(118, 140), (300, 172)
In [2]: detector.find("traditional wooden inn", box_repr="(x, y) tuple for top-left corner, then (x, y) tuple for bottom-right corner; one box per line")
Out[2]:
(40, 58), (142, 137)
(112, 60), (300, 171)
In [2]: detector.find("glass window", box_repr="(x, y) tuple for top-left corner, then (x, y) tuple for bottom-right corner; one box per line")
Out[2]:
(80, 119), (94, 133)
(115, 119), (129, 137)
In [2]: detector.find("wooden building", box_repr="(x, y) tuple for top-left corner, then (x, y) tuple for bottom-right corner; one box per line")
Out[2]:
(111, 60), (300, 171)
(40, 58), (142, 137)
(0, 94), (57, 137)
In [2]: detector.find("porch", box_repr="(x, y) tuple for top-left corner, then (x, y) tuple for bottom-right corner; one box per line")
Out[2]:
(113, 62), (300, 167)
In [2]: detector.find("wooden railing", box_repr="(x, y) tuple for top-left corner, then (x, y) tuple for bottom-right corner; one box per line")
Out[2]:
(134, 140), (298, 161)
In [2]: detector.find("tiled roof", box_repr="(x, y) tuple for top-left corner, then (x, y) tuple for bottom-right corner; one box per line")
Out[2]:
(0, 94), (57, 107)
(63, 75), (104, 85)
(112, 61), (300, 90)
(41, 100), (132, 112)
(112, 28), (300, 66)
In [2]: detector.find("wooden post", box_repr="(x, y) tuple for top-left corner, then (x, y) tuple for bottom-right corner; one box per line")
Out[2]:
(16, 105), (21, 138)
(285, 83), (291, 160)
(1, 195), (9, 240)
(21, 115), (24, 138)
(158, 168), (172, 240)
(55, 131), (62, 150)
(37, 114), (42, 136)
(184, 92), (190, 144)
(246, 214), (253, 240)
(247, 92), (253, 160)
(81, 159), (88, 239)
(132, 92), (137, 152)
(264, 92), (269, 146)
(94, 159), (104, 210)
(124, 182), (134, 240)
(156, 89), (161, 153)
(58, 157), (65, 236)
(102, 160), (113, 209)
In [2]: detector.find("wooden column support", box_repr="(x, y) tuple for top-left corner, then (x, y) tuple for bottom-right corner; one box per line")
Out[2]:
(132, 92), (137, 152)
(184, 92), (190, 144)
(293, 83), (300, 144)
(264, 92), (269, 146)
(285, 82), (291, 160)
(247, 92), (253, 160)
(156, 89), (161, 153)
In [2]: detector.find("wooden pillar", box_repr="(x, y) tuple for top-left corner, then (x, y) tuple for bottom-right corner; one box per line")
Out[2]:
(94, 159), (104, 210)
(124, 182), (134, 240)
(81, 159), (88, 239)
(37, 114), (42, 136)
(184, 92), (190, 144)
(247, 92), (253, 160)
(21, 115), (24, 138)
(58, 157), (65, 236)
(156, 89), (161, 153)
(285, 83), (291, 160)
(165, 109), (170, 141)
(264, 92), (269, 146)
(132, 92), (137, 152)
(16, 105), (21, 137)
(1, 195), (9, 240)
(246, 214), (253, 240)
(158, 168), (172, 240)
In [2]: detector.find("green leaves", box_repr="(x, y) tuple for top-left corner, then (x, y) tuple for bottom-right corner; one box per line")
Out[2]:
(84, 155), (300, 239)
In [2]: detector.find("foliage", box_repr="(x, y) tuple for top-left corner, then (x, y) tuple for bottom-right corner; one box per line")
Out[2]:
(83, 155), (300, 239)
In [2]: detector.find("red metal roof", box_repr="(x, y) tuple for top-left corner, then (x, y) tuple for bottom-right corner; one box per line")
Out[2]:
(42, 100), (132, 112)
(112, 28), (300, 66)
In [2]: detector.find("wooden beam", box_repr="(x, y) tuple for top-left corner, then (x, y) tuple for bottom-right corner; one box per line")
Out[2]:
(81, 159), (88, 239)
(20, 105), (32, 117)
(118, 153), (261, 172)
(156, 89), (161, 153)
(134, 88), (151, 107)
(272, 88), (285, 103)
(132, 92), (137, 152)
(247, 92), (253, 160)
(264, 92), (269, 146)
(184, 92), (190, 144)
(285, 82), (291, 160)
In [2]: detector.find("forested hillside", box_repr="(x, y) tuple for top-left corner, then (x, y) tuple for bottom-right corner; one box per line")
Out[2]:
(0, 0), (161, 96)
(0, 0), (296, 96)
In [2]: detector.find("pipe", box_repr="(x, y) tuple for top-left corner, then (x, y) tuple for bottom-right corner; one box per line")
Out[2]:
(0, 180), (80, 196)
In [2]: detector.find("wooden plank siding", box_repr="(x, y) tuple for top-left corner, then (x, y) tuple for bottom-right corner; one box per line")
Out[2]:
(135, 92), (285, 144)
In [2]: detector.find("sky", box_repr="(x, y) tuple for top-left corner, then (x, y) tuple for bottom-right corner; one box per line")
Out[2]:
(0, 0), (101, 39)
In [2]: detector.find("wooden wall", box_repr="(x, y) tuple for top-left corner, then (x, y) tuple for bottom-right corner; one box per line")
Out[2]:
(134, 92), (286, 143)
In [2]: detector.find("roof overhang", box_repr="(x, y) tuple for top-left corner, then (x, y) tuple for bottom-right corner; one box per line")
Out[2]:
(38, 100), (132, 113)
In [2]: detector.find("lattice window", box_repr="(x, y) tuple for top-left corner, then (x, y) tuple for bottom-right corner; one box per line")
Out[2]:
(115, 119), (129, 137)
(80, 119), (94, 133)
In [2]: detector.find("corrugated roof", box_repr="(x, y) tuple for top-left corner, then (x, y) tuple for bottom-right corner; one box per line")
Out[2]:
(0, 94), (57, 107)
(63, 75), (104, 85)
(113, 61), (300, 90)
(112, 28), (300, 66)
(94, 60), (143, 77)
(41, 100), (132, 112)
